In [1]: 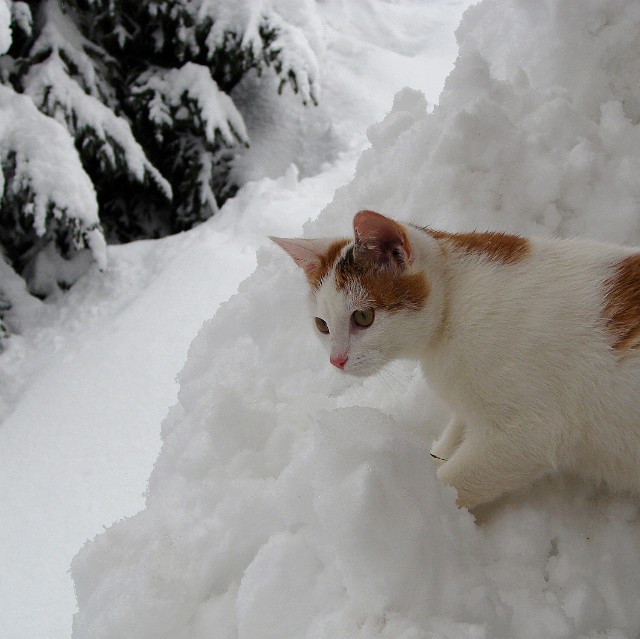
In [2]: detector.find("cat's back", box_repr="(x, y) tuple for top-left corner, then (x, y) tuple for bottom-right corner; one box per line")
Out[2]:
(437, 232), (639, 340)
(424, 231), (640, 410)
(509, 234), (640, 354)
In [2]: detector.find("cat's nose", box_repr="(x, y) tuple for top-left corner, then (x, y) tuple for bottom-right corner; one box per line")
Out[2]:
(330, 354), (348, 369)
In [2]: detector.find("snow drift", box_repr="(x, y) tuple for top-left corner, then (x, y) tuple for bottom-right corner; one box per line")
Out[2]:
(72, 1), (640, 637)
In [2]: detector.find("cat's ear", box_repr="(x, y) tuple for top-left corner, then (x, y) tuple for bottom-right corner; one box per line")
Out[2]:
(353, 210), (412, 270)
(270, 236), (338, 280)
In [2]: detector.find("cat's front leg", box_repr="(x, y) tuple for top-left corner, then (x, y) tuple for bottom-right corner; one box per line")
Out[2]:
(430, 415), (465, 466)
(436, 426), (548, 509)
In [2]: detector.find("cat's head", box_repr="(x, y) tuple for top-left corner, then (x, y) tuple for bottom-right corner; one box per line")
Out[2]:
(272, 210), (436, 376)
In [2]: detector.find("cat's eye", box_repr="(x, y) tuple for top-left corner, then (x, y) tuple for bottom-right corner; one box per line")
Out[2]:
(315, 317), (330, 334)
(353, 308), (375, 328)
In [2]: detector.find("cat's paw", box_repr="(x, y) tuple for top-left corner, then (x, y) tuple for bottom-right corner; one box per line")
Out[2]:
(431, 416), (465, 462)
(436, 460), (488, 509)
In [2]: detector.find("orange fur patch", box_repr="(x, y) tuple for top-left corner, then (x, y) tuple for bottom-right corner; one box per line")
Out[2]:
(603, 254), (640, 350)
(307, 239), (350, 289)
(334, 245), (429, 311)
(424, 229), (530, 264)
(358, 271), (429, 311)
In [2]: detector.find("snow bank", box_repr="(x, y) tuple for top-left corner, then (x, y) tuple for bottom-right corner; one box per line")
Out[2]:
(72, 1), (640, 637)
(318, 0), (640, 244)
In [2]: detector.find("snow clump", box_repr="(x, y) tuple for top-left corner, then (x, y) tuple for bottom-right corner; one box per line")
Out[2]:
(72, 1), (640, 637)
(0, 85), (106, 292)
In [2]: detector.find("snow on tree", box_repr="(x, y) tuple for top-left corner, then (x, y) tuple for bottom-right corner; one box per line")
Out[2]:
(0, 0), (319, 340)
(0, 84), (106, 292)
(129, 61), (249, 231)
(14, 0), (173, 241)
(4, 0), (318, 242)
(0, 0), (106, 347)
(0, 1), (11, 54)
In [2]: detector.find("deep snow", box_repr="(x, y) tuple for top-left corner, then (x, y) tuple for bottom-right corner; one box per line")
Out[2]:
(0, 1), (468, 638)
(71, 1), (640, 638)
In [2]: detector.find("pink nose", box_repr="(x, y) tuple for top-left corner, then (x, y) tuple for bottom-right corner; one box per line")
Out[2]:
(330, 354), (348, 369)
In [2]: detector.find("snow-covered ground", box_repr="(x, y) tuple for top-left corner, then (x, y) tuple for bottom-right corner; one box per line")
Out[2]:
(6, 0), (640, 637)
(0, 2), (469, 638)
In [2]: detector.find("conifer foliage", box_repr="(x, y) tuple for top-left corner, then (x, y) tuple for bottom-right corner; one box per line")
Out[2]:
(0, 0), (318, 302)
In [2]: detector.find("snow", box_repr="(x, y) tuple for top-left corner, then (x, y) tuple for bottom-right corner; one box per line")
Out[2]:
(231, 0), (464, 184)
(0, 82), (106, 289)
(9, 2), (31, 41)
(132, 62), (249, 147)
(0, 0), (11, 54)
(199, 0), (320, 104)
(29, 0), (109, 102)
(0, 84), (98, 233)
(24, 0), (172, 200)
(5, 0), (640, 638)
(0, 152), (354, 638)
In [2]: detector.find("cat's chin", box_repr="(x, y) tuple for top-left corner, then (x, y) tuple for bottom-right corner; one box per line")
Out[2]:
(341, 363), (381, 378)
(341, 369), (370, 378)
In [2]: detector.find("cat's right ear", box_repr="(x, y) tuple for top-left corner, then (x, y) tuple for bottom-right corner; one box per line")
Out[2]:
(353, 209), (412, 271)
(269, 236), (336, 281)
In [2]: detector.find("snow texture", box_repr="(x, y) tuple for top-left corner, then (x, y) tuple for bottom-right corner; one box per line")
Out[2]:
(71, 0), (640, 637)
(28, 0), (111, 103)
(317, 1), (640, 246)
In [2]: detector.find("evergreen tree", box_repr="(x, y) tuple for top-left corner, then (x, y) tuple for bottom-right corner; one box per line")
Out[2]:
(0, 0), (318, 305)
(0, 0), (106, 315)
(5, 0), (318, 242)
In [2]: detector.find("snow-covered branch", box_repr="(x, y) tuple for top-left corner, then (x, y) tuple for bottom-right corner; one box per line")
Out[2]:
(22, 0), (172, 200)
(131, 62), (249, 148)
(0, 84), (106, 294)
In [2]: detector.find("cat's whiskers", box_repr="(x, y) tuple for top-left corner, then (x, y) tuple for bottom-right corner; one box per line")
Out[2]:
(373, 364), (410, 407)
(348, 353), (410, 407)
(332, 374), (370, 407)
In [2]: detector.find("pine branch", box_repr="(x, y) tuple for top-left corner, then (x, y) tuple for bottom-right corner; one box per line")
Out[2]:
(0, 84), (106, 293)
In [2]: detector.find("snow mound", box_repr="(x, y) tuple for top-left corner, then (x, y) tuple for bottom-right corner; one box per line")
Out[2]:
(72, 1), (640, 637)
(317, 0), (640, 244)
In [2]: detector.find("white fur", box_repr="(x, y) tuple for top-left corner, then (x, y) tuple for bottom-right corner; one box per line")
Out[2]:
(313, 225), (640, 508)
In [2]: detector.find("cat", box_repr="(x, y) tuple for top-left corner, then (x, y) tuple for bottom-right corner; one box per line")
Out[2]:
(271, 209), (640, 509)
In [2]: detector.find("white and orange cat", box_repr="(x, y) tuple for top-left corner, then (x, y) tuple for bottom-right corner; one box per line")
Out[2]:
(272, 210), (640, 509)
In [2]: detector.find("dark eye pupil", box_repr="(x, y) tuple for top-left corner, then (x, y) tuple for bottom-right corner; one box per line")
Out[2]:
(315, 317), (329, 334)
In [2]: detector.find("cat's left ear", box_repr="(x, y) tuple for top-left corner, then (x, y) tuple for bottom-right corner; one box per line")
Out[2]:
(353, 210), (412, 270)
(270, 236), (338, 281)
